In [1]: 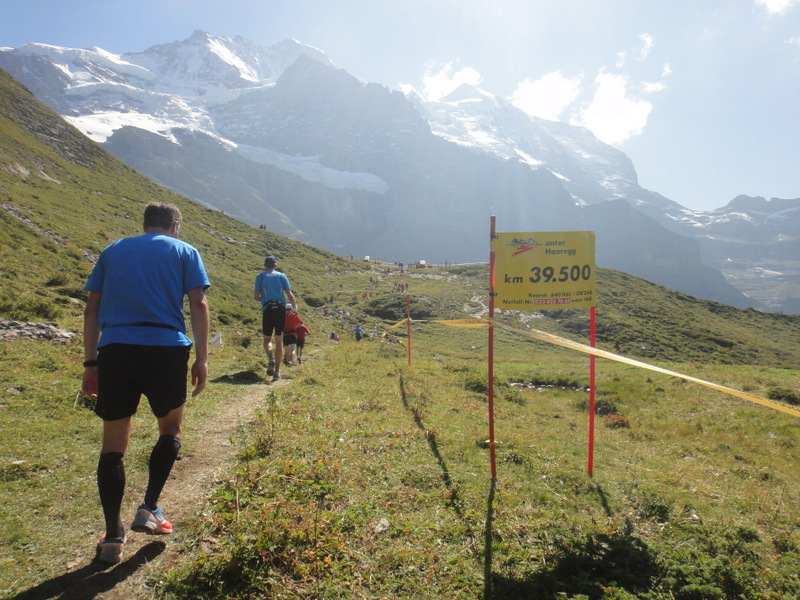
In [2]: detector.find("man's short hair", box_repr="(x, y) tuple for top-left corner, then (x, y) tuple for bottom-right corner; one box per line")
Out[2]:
(264, 255), (277, 267)
(144, 202), (182, 231)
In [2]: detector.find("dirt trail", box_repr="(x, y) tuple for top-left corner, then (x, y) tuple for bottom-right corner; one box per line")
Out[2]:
(22, 380), (278, 600)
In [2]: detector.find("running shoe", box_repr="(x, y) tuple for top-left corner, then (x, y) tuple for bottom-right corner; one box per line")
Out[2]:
(96, 533), (126, 565)
(272, 372), (281, 382)
(266, 358), (275, 376)
(130, 504), (173, 535)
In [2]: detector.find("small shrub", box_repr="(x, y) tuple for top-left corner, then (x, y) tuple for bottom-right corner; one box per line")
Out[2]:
(655, 524), (764, 600)
(603, 414), (630, 429)
(464, 372), (488, 394)
(773, 533), (798, 554)
(0, 462), (48, 483)
(502, 387), (526, 406)
(595, 397), (619, 416)
(75, 393), (97, 411)
(303, 295), (327, 308)
(767, 386), (800, 406)
(0, 295), (62, 321)
(444, 364), (471, 373)
(45, 274), (71, 287)
(575, 395), (622, 417)
(56, 286), (88, 301)
(35, 356), (61, 372)
(360, 296), (406, 320)
(501, 452), (525, 465)
(638, 491), (671, 522)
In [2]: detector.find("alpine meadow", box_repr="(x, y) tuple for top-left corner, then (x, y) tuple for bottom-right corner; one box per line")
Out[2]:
(3, 65), (800, 600)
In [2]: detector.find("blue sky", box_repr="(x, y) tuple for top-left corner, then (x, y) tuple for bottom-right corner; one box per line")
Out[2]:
(2, 0), (799, 210)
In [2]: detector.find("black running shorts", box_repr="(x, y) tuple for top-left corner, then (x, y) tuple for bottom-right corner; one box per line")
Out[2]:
(261, 305), (287, 337)
(95, 344), (190, 421)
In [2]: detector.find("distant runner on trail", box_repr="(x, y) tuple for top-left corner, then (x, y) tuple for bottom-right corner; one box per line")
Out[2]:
(82, 201), (210, 565)
(254, 255), (297, 382)
(296, 322), (310, 364)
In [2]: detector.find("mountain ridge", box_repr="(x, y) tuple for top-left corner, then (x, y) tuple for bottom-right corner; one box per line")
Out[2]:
(1, 31), (797, 312)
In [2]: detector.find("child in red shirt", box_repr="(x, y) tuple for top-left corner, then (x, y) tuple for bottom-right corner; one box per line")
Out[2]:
(282, 305), (302, 365)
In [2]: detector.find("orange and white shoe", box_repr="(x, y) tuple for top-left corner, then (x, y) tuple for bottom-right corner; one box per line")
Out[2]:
(130, 505), (173, 535)
(96, 532), (126, 564)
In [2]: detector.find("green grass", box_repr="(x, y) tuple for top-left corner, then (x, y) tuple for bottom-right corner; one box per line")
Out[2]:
(150, 339), (800, 600)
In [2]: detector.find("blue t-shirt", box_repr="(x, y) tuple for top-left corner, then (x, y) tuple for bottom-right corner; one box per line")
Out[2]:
(85, 232), (210, 347)
(255, 269), (291, 309)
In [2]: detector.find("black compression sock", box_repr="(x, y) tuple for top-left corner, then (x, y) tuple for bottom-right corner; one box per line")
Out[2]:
(144, 434), (181, 509)
(97, 452), (125, 538)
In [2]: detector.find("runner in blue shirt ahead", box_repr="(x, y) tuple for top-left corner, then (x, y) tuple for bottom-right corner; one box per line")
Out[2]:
(254, 255), (297, 382)
(82, 202), (210, 565)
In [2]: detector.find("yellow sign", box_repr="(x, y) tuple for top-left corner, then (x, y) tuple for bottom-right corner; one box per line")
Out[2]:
(492, 231), (595, 310)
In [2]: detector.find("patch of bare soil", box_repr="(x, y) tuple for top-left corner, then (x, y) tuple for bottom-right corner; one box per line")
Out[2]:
(13, 380), (281, 600)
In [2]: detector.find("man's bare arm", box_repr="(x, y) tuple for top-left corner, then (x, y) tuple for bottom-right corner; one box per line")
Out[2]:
(187, 287), (210, 397)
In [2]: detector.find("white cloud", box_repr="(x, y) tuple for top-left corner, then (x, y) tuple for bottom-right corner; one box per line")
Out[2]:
(421, 63), (482, 100)
(616, 33), (654, 68)
(642, 80), (666, 93)
(636, 34), (654, 60)
(755, 0), (800, 14)
(435, 34), (668, 147)
(643, 64), (671, 93)
(510, 72), (581, 121)
(573, 73), (653, 146)
(512, 60), (668, 146)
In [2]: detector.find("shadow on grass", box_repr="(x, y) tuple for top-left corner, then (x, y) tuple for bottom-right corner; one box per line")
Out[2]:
(595, 483), (613, 518)
(398, 373), (467, 517)
(8, 541), (165, 600)
(489, 529), (657, 600)
(400, 371), (497, 596)
(211, 370), (264, 385)
(484, 478), (496, 600)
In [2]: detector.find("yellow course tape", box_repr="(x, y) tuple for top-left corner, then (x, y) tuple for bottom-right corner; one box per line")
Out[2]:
(388, 317), (800, 419)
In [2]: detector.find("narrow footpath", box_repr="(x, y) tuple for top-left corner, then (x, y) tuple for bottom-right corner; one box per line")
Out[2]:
(19, 380), (280, 600)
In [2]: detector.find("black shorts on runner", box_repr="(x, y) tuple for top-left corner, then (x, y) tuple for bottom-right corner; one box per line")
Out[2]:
(283, 334), (298, 346)
(95, 344), (190, 421)
(262, 305), (287, 336)
(296, 338), (305, 349)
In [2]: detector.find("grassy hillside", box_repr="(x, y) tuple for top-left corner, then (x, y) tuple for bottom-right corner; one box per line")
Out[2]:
(3, 66), (800, 599)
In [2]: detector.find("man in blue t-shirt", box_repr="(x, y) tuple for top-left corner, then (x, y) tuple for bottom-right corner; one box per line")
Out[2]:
(254, 255), (297, 381)
(82, 202), (210, 565)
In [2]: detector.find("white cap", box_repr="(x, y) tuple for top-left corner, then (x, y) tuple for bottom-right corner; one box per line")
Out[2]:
(286, 304), (294, 311)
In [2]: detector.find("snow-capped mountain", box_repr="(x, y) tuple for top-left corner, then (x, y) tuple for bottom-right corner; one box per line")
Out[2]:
(2, 31), (797, 312)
